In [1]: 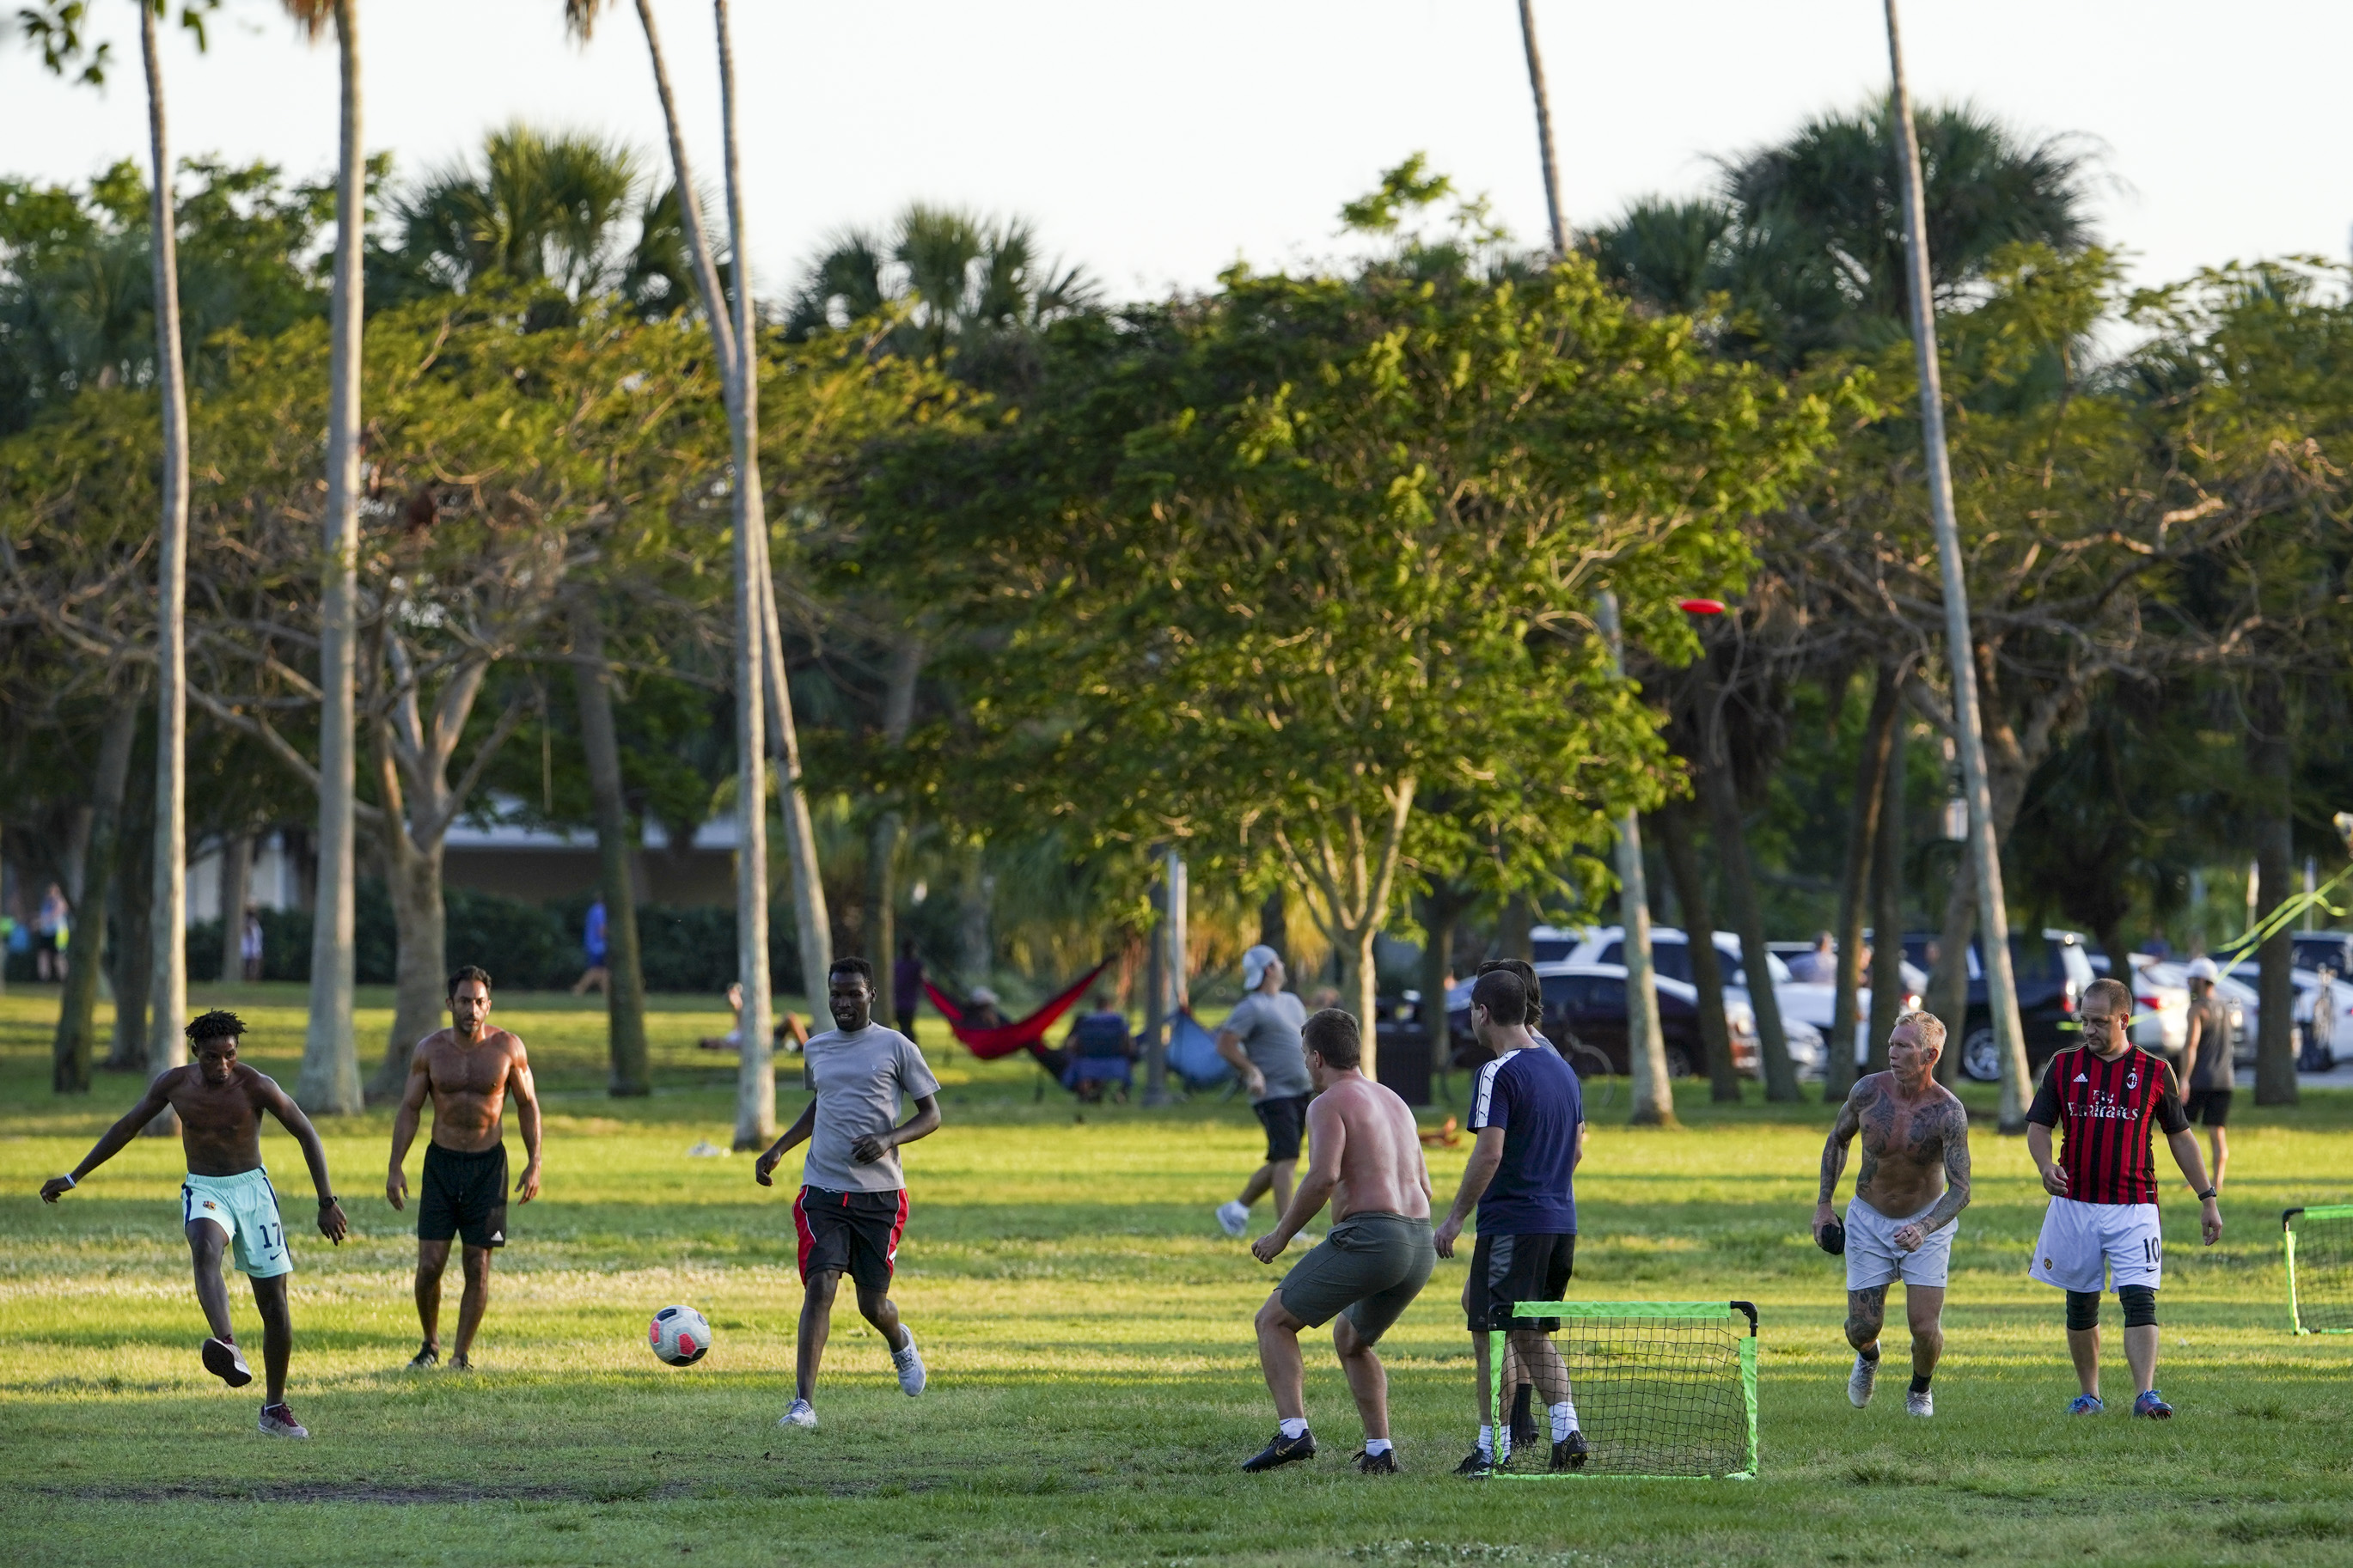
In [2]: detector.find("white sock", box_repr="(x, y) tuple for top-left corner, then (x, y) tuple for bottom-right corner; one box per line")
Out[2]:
(1364, 1437), (1393, 1456)
(1550, 1400), (1577, 1441)
(1477, 1423), (1494, 1457)
(1279, 1418), (1309, 1441)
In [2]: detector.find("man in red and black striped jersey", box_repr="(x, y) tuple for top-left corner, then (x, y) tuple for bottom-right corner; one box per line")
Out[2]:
(2025, 976), (2222, 1419)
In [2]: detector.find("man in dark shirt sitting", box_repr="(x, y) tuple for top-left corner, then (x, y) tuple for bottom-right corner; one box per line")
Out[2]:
(1434, 967), (1588, 1473)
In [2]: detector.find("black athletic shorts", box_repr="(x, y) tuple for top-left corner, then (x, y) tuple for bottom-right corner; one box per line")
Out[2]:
(419, 1143), (509, 1248)
(1466, 1230), (1574, 1332)
(2185, 1088), (2233, 1127)
(1254, 1093), (1312, 1163)
(795, 1186), (909, 1293)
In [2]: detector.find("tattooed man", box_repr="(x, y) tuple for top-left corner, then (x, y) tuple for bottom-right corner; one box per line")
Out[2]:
(1812, 1010), (1971, 1418)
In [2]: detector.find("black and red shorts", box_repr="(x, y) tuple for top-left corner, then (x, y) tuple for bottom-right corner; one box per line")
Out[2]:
(794, 1186), (908, 1293)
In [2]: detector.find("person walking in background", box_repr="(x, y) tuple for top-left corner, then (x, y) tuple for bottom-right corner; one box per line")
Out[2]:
(1215, 945), (1314, 1241)
(894, 938), (925, 1043)
(1792, 932), (1837, 984)
(571, 899), (610, 995)
(2178, 958), (2234, 1193)
(241, 906), (266, 983)
(35, 882), (66, 982)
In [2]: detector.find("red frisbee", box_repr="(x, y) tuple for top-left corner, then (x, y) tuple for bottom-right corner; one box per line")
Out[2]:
(1677, 598), (1727, 615)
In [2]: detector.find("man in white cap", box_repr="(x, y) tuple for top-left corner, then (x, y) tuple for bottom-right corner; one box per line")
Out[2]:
(1215, 945), (1313, 1239)
(2178, 957), (2234, 1193)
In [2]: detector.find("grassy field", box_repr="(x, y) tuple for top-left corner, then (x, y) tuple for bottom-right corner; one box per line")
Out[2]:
(3, 981), (2350, 1567)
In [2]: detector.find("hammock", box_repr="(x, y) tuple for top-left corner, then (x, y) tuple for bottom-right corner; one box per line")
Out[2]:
(924, 961), (1110, 1060)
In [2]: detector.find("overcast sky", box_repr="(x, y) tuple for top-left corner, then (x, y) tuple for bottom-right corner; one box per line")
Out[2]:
(4, 1), (2349, 307)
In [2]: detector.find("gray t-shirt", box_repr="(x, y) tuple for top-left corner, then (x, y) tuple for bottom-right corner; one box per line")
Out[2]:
(2185, 995), (2234, 1090)
(798, 1024), (941, 1192)
(1222, 990), (1311, 1102)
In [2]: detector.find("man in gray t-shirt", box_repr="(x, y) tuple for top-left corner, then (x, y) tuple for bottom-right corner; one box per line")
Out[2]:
(756, 958), (943, 1431)
(1215, 945), (1316, 1240)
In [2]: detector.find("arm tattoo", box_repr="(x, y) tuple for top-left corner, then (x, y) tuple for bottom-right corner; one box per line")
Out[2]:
(1818, 1089), (1864, 1204)
(1918, 1101), (1972, 1234)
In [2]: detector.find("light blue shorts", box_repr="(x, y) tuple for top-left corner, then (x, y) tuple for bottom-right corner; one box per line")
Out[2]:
(181, 1168), (292, 1278)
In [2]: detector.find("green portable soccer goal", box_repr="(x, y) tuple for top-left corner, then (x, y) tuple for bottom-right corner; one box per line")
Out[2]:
(1482, 1300), (1758, 1480)
(2283, 1207), (2353, 1334)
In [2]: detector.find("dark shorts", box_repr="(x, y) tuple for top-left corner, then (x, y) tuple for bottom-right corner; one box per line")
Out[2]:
(419, 1143), (509, 1249)
(1253, 1093), (1312, 1162)
(1467, 1230), (1574, 1332)
(1276, 1211), (1436, 1345)
(2185, 1088), (2233, 1127)
(795, 1187), (909, 1293)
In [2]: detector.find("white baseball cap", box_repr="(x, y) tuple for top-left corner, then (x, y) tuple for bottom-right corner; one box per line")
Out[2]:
(2186, 957), (2218, 982)
(1242, 944), (1282, 991)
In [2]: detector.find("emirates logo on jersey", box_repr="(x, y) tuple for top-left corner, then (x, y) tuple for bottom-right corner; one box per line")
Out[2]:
(2080, 1090), (2140, 1120)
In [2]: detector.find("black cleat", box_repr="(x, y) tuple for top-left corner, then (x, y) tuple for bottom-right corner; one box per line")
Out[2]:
(1351, 1447), (1399, 1474)
(1454, 1449), (1494, 1477)
(406, 1343), (439, 1370)
(1241, 1430), (1316, 1472)
(1552, 1431), (1590, 1471)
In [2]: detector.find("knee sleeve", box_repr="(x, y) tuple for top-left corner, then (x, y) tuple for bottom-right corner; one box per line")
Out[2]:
(2065, 1290), (2101, 1332)
(2118, 1284), (2158, 1328)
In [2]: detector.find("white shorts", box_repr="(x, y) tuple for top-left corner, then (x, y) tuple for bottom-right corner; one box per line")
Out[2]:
(1844, 1196), (1954, 1290)
(181, 1168), (292, 1278)
(2028, 1197), (2160, 1294)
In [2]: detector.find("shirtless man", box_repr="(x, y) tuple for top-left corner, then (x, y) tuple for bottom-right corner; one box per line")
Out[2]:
(40, 1010), (349, 1437)
(388, 965), (542, 1369)
(1242, 1008), (1436, 1474)
(1812, 1010), (1971, 1418)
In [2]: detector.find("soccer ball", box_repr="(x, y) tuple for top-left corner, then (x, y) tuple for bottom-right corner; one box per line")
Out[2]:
(648, 1304), (712, 1366)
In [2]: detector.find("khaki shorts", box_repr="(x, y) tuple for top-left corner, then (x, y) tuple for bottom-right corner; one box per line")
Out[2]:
(1276, 1211), (1435, 1345)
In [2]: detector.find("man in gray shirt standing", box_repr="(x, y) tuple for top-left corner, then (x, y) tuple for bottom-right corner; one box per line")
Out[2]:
(1216, 944), (1315, 1239)
(756, 956), (942, 1431)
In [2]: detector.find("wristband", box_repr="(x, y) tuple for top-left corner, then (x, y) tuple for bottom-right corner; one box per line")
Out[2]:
(58, 1173), (76, 1190)
(319, 1194), (339, 1206)
(2197, 1187), (2217, 1202)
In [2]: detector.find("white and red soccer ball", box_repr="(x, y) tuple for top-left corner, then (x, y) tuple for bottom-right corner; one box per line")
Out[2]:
(648, 1304), (711, 1366)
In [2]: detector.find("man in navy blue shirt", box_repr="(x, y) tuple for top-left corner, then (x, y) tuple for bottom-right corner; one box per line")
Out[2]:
(1435, 967), (1587, 1473)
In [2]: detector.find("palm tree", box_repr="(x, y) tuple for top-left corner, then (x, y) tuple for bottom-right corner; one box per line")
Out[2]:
(282, 0), (367, 1117)
(565, 0), (829, 1146)
(392, 125), (644, 296)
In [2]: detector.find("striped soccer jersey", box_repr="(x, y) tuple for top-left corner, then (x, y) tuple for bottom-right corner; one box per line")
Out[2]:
(2024, 1045), (2190, 1205)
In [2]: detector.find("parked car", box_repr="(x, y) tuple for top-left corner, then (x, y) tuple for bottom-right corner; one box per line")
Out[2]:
(2293, 931), (2353, 978)
(2126, 955), (2190, 1064)
(1564, 925), (1917, 1067)
(1898, 929), (2098, 1083)
(2137, 959), (2252, 1070)
(1444, 961), (1821, 1080)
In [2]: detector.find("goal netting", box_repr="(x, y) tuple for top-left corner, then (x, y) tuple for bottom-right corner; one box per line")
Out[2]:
(2284, 1207), (2353, 1334)
(1483, 1301), (1757, 1480)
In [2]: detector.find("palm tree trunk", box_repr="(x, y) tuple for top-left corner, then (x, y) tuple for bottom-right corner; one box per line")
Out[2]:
(300, 0), (366, 1117)
(2250, 674), (2298, 1106)
(1655, 798), (1740, 1102)
(755, 534), (832, 1008)
(1699, 749), (1798, 1101)
(1867, 712), (1908, 1074)
(54, 697), (139, 1093)
(1826, 666), (1900, 1099)
(862, 634), (923, 1020)
(216, 832), (250, 985)
(571, 599), (650, 1096)
(138, 2), (190, 1130)
(1514, 0), (1568, 255)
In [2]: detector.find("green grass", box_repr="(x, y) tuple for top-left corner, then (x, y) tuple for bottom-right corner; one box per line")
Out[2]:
(3, 980), (2350, 1566)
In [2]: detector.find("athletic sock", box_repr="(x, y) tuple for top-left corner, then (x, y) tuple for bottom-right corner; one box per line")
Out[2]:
(1364, 1438), (1393, 1456)
(1476, 1424), (1495, 1459)
(1550, 1400), (1578, 1441)
(1910, 1373), (1932, 1395)
(1279, 1418), (1309, 1441)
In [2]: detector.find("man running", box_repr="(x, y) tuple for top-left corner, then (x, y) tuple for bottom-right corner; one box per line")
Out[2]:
(1435, 968), (1587, 1474)
(2026, 975), (2222, 1419)
(40, 1010), (349, 1437)
(1242, 1009), (1436, 1474)
(388, 965), (543, 1370)
(1812, 1010), (1970, 1418)
(2179, 958), (2234, 1194)
(1214, 944), (1313, 1240)
(756, 956), (942, 1430)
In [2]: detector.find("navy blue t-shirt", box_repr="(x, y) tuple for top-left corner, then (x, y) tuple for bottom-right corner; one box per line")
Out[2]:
(1467, 1042), (1583, 1234)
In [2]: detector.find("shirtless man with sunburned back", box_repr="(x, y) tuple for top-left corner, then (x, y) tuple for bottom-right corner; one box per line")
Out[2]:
(1243, 1009), (1437, 1474)
(1813, 1010), (1971, 1418)
(388, 965), (542, 1369)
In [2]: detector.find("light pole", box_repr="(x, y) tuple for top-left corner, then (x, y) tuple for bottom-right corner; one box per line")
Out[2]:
(1884, 0), (2032, 1131)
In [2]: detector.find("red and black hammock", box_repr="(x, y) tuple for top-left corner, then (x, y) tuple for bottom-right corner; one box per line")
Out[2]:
(923, 961), (1110, 1060)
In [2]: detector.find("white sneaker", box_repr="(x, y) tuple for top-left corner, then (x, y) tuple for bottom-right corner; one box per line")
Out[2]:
(779, 1399), (818, 1428)
(892, 1331), (927, 1397)
(202, 1336), (253, 1388)
(1216, 1200), (1250, 1239)
(257, 1402), (310, 1439)
(1848, 1352), (1878, 1408)
(1907, 1389), (1934, 1418)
